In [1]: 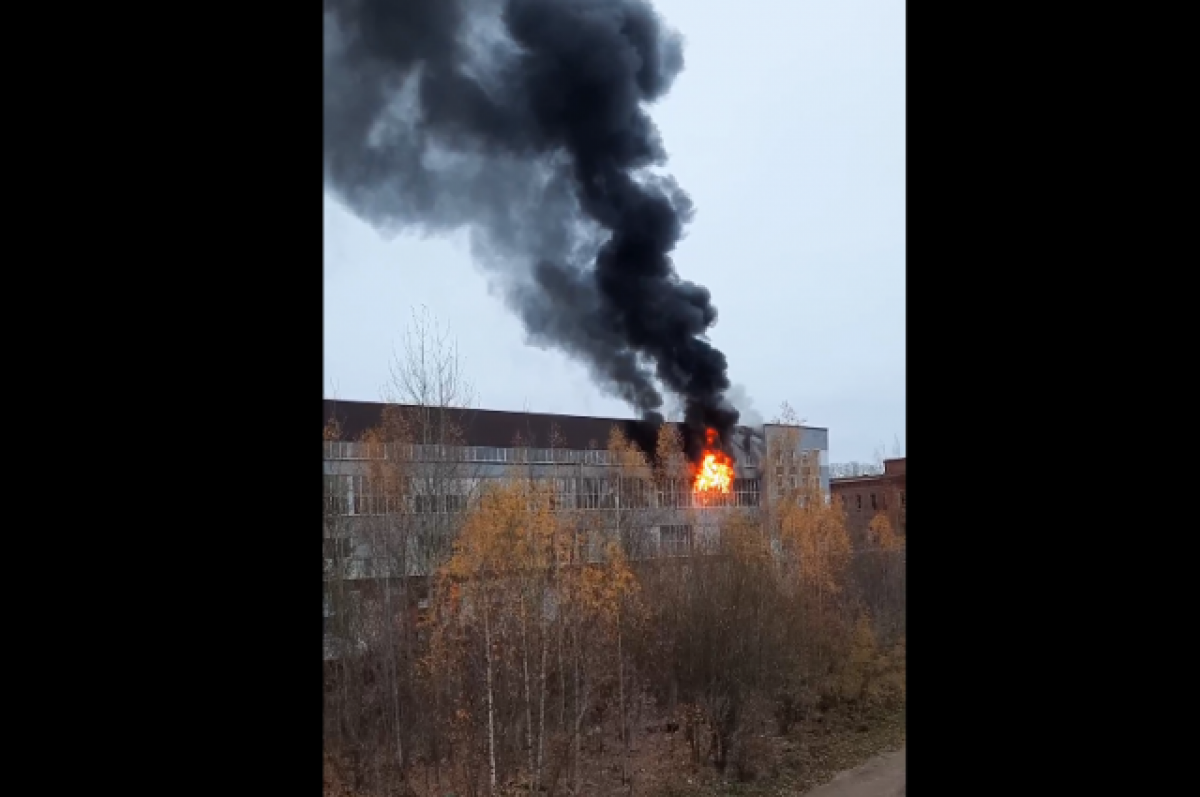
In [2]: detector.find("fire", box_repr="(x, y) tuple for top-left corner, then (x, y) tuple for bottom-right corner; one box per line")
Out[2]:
(693, 428), (735, 495)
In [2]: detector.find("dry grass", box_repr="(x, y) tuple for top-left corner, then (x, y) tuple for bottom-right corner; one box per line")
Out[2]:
(645, 701), (905, 797)
(372, 694), (904, 797)
(329, 644), (905, 797)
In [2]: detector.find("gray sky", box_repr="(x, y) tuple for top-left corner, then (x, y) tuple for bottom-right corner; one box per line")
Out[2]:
(323, 0), (905, 463)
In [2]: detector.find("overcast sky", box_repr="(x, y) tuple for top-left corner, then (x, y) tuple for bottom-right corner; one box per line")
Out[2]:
(324, 0), (905, 464)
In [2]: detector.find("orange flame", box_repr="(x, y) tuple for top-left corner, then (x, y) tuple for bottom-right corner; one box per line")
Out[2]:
(693, 428), (735, 495)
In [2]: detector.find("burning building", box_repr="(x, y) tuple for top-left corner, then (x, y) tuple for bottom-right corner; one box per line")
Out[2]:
(323, 399), (829, 568)
(322, 398), (830, 660)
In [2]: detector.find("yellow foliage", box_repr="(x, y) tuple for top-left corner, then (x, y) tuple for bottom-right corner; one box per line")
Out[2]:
(607, 427), (651, 475)
(838, 615), (878, 700)
(360, 426), (412, 503)
(432, 473), (643, 655)
(444, 480), (560, 579)
(867, 513), (902, 551)
(834, 616), (907, 704)
(720, 512), (773, 561)
(654, 424), (689, 483)
(778, 486), (852, 594)
(876, 636), (907, 697)
(560, 538), (642, 635)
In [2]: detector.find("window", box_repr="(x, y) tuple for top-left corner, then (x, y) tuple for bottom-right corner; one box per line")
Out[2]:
(323, 538), (352, 559)
(870, 493), (877, 510)
(732, 478), (761, 508)
(578, 478), (601, 510)
(659, 478), (683, 509)
(856, 494), (862, 510)
(600, 478), (619, 509)
(323, 475), (349, 515)
(660, 525), (692, 557)
(620, 478), (650, 509)
(901, 491), (906, 507)
(550, 477), (572, 510)
(346, 475), (383, 515)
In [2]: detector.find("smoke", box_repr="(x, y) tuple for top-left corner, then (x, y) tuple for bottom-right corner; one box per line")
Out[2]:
(725, 384), (763, 428)
(324, 0), (738, 459)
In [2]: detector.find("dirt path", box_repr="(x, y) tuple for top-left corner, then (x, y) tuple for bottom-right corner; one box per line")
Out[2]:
(800, 747), (905, 797)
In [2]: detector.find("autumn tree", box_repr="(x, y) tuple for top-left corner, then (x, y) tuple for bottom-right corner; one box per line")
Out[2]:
(606, 427), (658, 560)
(854, 513), (906, 643)
(323, 443), (409, 791)
(432, 472), (567, 794)
(556, 535), (641, 793)
(324, 371), (905, 794)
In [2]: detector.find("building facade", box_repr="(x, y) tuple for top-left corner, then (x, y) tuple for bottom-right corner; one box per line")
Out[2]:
(830, 457), (906, 547)
(322, 400), (830, 561)
(322, 399), (832, 660)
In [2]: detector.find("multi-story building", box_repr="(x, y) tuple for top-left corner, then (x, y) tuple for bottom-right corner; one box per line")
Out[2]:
(323, 400), (828, 558)
(322, 399), (830, 660)
(830, 457), (906, 547)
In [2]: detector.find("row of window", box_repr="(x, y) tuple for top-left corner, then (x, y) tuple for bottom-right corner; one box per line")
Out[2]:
(326, 440), (828, 469)
(776, 474), (821, 492)
(325, 494), (469, 516)
(774, 449), (821, 464)
(323, 475), (763, 515)
(324, 492), (760, 516)
(828, 463), (885, 479)
(324, 526), (700, 568)
(844, 490), (906, 511)
(323, 440), (617, 465)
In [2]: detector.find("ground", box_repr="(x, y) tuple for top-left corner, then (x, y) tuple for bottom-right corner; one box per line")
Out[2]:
(565, 697), (906, 797)
(354, 698), (905, 797)
(799, 748), (904, 797)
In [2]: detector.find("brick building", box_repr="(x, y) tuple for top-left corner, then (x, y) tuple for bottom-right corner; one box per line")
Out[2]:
(830, 457), (905, 547)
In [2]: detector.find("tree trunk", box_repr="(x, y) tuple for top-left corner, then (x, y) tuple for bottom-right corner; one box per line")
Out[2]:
(521, 606), (535, 795)
(573, 629), (585, 796)
(484, 603), (498, 795)
(536, 618), (549, 795)
(383, 573), (404, 773)
(617, 605), (629, 785)
(558, 617), (567, 732)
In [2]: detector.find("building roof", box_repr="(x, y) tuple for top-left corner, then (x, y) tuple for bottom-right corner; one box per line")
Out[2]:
(323, 398), (659, 451)
(830, 457), (905, 486)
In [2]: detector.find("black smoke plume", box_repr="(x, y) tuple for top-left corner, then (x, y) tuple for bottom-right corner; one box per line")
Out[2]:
(324, 0), (739, 460)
